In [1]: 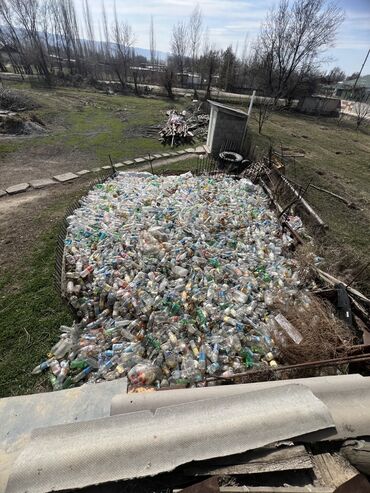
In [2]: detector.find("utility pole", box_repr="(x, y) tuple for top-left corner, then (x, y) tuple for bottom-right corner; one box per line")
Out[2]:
(353, 48), (370, 91)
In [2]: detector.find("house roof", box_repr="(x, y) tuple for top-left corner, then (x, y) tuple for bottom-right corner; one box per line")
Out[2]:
(208, 100), (249, 118)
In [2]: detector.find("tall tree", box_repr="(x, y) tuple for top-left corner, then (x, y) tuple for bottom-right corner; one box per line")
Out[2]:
(111, 1), (134, 90)
(149, 15), (156, 65)
(256, 0), (344, 101)
(188, 4), (202, 86)
(7, 0), (52, 82)
(171, 20), (187, 87)
(220, 45), (236, 92)
(203, 48), (219, 99)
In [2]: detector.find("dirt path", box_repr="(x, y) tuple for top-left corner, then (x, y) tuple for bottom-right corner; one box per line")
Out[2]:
(0, 179), (94, 275)
(0, 141), (95, 189)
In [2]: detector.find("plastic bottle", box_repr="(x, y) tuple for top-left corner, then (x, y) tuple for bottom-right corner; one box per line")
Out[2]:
(32, 358), (55, 375)
(72, 366), (92, 384)
(35, 173), (303, 388)
(128, 362), (157, 385)
(57, 361), (69, 384)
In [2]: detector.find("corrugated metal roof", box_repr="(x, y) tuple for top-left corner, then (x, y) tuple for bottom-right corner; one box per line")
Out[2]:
(6, 384), (334, 493)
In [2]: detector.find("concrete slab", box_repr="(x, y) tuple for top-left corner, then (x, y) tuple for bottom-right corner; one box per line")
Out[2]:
(92, 167), (102, 172)
(168, 152), (178, 156)
(29, 178), (57, 189)
(76, 169), (91, 176)
(6, 183), (30, 194)
(0, 189), (7, 198)
(102, 165), (112, 170)
(134, 157), (146, 163)
(177, 150), (186, 155)
(53, 172), (78, 183)
(161, 153), (170, 157)
(152, 154), (163, 159)
(124, 160), (134, 166)
(185, 147), (196, 153)
(114, 162), (125, 169)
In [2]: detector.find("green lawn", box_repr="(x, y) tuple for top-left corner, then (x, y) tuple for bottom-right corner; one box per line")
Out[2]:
(0, 81), (189, 171)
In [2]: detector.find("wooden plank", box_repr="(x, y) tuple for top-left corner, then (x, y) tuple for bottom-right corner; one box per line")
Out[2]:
(312, 453), (358, 488)
(316, 269), (370, 305)
(278, 174), (327, 228)
(183, 446), (313, 476)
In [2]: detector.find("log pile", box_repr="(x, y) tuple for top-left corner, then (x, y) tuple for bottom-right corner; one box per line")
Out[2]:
(160, 110), (192, 147)
(159, 107), (209, 146)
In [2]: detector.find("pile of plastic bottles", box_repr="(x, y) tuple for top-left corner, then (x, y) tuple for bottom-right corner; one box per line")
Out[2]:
(33, 172), (301, 390)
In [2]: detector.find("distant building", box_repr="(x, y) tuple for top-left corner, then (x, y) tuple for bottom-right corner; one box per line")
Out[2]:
(177, 73), (202, 87)
(335, 75), (370, 101)
(129, 64), (166, 85)
(297, 95), (340, 116)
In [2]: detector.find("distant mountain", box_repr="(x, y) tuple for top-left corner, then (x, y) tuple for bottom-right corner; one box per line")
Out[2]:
(1, 25), (169, 62)
(134, 47), (168, 62)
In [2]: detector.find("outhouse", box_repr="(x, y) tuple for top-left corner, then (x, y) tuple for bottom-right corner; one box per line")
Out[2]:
(206, 100), (249, 156)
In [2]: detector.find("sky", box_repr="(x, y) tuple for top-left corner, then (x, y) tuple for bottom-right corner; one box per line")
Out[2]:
(77, 0), (370, 76)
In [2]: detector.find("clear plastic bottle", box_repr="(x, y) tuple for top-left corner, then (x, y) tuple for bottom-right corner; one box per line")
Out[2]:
(36, 173), (302, 388)
(72, 366), (92, 384)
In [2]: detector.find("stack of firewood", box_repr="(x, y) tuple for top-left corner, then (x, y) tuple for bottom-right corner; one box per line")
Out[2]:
(159, 110), (194, 147)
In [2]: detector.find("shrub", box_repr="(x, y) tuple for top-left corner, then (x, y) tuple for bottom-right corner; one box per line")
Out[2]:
(0, 88), (37, 111)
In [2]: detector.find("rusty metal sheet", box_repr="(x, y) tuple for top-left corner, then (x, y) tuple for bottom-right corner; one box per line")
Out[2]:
(180, 477), (219, 493)
(334, 474), (370, 493)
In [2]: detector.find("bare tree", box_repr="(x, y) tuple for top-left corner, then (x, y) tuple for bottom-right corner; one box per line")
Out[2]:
(220, 45), (236, 91)
(82, 0), (98, 78)
(253, 96), (274, 134)
(149, 15), (156, 66)
(0, 0), (36, 75)
(171, 21), (187, 87)
(202, 48), (219, 99)
(111, 3), (135, 90)
(82, 0), (95, 54)
(162, 66), (174, 99)
(7, 0), (52, 83)
(354, 97), (369, 131)
(256, 0), (344, 101)
(188, 4), (202, 87)
(326, 66), (345, 84)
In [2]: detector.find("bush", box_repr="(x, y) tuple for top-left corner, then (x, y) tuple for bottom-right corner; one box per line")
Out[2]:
(0, 88), (37, 111)
(0, 114), (25, 134)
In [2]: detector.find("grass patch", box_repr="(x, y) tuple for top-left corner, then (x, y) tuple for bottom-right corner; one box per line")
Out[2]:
(249, 110), (370, 293)
(0, 82), (190, 167)
(151, 157), (200, 174)
(0, 223), (72, 397)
